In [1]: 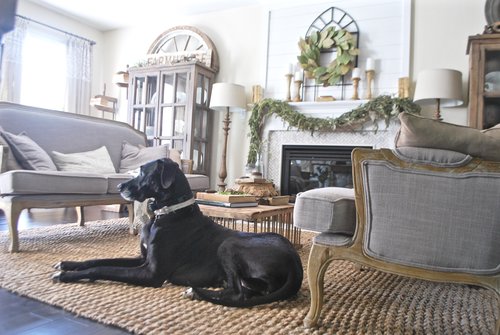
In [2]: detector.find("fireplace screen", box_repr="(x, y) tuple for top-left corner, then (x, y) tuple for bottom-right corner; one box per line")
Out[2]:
(280, 145), (370, 196)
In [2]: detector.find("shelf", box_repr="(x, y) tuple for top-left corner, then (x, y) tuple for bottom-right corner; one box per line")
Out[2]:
(483, 91), (500, 98)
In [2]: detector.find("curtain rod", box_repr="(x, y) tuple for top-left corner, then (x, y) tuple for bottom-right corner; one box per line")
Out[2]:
(15, 14), (96, 45)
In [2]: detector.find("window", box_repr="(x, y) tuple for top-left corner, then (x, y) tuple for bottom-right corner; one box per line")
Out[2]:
(20, 27), (67, 110)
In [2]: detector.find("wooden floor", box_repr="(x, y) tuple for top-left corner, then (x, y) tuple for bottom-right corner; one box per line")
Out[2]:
(0, 207), (132, 335)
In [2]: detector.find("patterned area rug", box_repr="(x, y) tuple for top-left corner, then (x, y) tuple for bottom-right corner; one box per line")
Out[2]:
(0, 219), (498, 334)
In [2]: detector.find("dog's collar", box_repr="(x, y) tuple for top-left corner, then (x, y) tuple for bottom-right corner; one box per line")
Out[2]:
(153, 198), (196, 216)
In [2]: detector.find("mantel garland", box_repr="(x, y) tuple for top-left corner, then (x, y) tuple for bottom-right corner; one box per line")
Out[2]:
(247, 96), (421, 165)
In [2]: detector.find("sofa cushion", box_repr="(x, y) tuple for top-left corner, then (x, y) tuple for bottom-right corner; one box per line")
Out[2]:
(0, 170), (108, 195)
(0, 130), (57, 171)
(52, 146), (116, 174)
(395, 112), (500, 161)
(293, 187), (356, 234)
(106, 173), (134, 194)
(119, 141), (168, 173)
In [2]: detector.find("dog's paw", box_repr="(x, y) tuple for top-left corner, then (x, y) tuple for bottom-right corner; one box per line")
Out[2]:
(52, 271), (63, 283)
(182, 287), (196, 300)
(53, 261), (63, 270)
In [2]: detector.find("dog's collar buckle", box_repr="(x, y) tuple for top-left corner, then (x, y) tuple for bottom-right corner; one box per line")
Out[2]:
(153, 198), (195, 216)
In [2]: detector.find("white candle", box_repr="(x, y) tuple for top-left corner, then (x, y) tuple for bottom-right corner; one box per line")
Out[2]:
(288, 63), (294, 75)
(352, 67), (362, 79)
(366, 58), (375, 71)
(294, 71), (303, 81)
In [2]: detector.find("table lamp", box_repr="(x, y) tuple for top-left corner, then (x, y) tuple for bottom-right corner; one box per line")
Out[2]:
(209, 83), (246, 192)
(413, 69), (464, 121)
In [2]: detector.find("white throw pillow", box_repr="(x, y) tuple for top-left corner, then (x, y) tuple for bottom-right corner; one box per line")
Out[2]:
(52, 146), (116, 174)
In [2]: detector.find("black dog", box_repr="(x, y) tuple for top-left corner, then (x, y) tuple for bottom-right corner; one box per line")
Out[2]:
(53, 158), (303, 307)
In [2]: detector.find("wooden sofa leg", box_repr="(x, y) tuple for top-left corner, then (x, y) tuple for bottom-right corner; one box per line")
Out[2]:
(304, 244), (333, 328)
(125, 203), (136, 235)
(4, 203), (23, 253)
(76, 206), (84, 226)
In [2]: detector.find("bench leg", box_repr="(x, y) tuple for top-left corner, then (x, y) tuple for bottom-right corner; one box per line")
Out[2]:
(304, 244), (332, 328)
(3, 203), (23, 253)
(76, 206), (84, 226)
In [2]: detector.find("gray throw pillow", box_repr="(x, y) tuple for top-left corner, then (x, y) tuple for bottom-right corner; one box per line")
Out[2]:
(0, 130), (57, 170)
(395, 112), (500, 161)
(0, 132), (22, 171)
(52, 146), (116, 174)
(119, 141), (169, 173)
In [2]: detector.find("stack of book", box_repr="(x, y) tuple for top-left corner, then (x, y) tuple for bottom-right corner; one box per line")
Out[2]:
(195, 192), (258, 208)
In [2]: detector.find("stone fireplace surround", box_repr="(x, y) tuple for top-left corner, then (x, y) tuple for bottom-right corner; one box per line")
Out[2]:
(260, 101), (400, 192)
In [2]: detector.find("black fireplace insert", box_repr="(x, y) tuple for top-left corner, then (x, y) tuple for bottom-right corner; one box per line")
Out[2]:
(280, 144), (371, 196)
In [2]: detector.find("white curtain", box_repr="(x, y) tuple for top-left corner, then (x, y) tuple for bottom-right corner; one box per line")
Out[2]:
(65, 36), (92, 115)
(0, 16), (29, 103)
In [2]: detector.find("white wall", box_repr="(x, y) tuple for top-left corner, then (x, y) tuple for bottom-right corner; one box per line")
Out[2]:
(17, 0), (489, 190)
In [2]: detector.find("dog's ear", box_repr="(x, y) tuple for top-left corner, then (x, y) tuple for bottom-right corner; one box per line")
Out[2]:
(159, 159), (177, 189)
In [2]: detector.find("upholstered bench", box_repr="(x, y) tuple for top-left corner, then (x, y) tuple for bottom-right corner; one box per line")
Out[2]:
(293, 187), (356, 239)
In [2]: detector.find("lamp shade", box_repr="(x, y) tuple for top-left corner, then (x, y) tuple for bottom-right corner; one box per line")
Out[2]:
(413, 69), (464, 107)
(210, 83), (246, 112)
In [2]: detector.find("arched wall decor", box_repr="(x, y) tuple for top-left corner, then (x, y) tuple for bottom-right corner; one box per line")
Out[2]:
(144, 25), (219, 72)
(301, 7), (360, 101)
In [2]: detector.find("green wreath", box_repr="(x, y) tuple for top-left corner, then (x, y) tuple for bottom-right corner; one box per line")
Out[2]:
(297, 26), (359, 86)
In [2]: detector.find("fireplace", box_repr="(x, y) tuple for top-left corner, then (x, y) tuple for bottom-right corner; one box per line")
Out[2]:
(280, 145), (371, 196)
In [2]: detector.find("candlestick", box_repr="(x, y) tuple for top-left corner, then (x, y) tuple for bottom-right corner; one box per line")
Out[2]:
(292, 79), (303, 102)
(285, 74), (293, 102)
(352, 67), (362, 79)
(351, 77), (360, 100)
(366, 58), (375, 71)
(365, 70), (375, 100)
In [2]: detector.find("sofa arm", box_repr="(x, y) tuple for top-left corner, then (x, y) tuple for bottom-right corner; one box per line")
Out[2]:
(0, 145), (8, 173)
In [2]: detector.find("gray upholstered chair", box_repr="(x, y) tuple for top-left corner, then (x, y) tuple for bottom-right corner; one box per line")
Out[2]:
(294, 146), (500, 330)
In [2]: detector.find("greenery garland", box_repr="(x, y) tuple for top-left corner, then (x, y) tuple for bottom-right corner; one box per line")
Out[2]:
(246, 96), (421, 165)
(298, 26), (359, 86)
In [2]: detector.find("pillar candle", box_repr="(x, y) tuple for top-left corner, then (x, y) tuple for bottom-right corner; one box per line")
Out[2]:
(366, 58), (375, 71)
(352, 67), (362, 78)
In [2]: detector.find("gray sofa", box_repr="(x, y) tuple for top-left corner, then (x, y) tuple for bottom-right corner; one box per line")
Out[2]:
(0, 102), (209, 252)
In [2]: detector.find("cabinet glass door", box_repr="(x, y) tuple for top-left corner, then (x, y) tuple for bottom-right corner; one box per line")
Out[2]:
(158, 71), (190, 152)
(131, 73), (159, 146)
(483, 48), (500, 128)
(192, 73), (211, 173)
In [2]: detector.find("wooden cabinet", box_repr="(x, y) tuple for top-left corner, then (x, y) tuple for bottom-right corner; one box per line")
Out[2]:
(128, 63), (215, 175)
(467, 34), (500, 129)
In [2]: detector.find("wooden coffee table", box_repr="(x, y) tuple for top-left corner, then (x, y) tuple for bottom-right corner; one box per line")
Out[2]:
(198, 204), (301, 247)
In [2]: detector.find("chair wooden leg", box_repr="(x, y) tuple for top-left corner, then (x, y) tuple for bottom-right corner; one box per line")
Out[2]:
(76, 206), (84, 226)
(4, 203), (23, 253)
(304, 243), (333, 328)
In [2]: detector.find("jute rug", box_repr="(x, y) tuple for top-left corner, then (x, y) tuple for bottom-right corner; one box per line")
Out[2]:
(0, 218), (498, 334)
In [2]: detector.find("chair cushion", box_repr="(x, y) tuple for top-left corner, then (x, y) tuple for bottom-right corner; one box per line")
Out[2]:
(294, 187), (356, 234)
(395, 112), (500, 161)
(0, 170), (108, 195)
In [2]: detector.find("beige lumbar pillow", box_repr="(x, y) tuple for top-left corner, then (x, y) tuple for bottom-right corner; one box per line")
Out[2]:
(395, 112), (500, 161)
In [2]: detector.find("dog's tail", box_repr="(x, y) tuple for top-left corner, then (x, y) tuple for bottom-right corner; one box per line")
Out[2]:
(191, 267), (303, 308)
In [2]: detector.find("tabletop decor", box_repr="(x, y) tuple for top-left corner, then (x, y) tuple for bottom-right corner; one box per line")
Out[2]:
(297, 26), (359, 86)
(247, 96), (421, 165)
